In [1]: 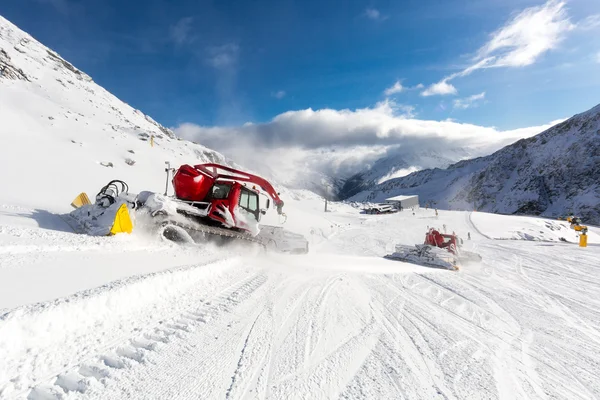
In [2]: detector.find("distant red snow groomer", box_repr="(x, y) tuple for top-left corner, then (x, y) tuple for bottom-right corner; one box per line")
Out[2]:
(384, 228), (481, 270)
(424, 228), (459, 255)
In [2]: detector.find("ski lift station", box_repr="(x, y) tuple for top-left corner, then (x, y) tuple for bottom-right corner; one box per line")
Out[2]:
(385, 195), (419, 210)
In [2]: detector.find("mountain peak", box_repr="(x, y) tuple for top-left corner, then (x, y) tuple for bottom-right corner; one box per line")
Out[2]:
(351, 102), (600, 224)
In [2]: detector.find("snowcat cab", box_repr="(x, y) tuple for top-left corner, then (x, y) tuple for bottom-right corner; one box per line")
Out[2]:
(424, 228), (460, 255)
(170, 163), (284, 232)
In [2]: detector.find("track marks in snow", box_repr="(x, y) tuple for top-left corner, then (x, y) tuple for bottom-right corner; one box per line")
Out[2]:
(225, 310), (270, 400)
(355, 272), (528, 399)
(83, 268), (383, 400)
(54, 372), (88, 394)
(5, 232), (600, 400)
(366, 275), (458, 398)
(266, 275), (378, 399)
(302, 275), (342, 367)
(4, 265), (268, 400)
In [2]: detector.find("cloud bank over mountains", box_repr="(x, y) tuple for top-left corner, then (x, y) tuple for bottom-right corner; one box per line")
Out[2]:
(174, 100), (562, 188)
(168, 0), (582, 193)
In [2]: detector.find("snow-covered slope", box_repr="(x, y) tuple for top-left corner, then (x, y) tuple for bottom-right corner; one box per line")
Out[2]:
(352, 103), (600, 225)
(0, 13), (341, 238)
(0, 15), (233, 211)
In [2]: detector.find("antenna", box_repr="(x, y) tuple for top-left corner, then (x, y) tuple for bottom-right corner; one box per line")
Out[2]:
(164, 161), (171, 196)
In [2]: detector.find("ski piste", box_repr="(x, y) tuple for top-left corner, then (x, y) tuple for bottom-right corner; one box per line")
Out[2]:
(2, 203), (599, 400)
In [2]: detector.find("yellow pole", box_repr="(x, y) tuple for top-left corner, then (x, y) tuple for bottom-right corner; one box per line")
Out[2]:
(150, 135), (154, 147)
(579, 233), (588, 248)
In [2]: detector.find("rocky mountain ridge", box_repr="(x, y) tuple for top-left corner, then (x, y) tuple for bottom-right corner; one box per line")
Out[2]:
(350, 103), (600, 225)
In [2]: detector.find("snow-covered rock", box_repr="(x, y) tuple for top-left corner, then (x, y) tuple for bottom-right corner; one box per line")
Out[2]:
(351, 103), (600, 225)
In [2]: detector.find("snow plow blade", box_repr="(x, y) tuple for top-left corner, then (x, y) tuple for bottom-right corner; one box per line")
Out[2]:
(70, 192), (91, 209)
(109, 203), (133, 235)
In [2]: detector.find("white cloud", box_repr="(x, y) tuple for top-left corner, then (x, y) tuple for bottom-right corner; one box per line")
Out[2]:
(175, 100), (555, 150)
(203, 44), (243, 124)
(421, 80), (458, 96)
(383, 80), (425, 97)
(383, 81), (404, 96)
(578, 14), (600, 31)
(206, 43), (239, 69)
(174, 101), (560, 185)
(365, 8), (380, 19)
(365, 8), (388, 21)
(385, 102), (416, 118)
(453, 92), (486, 109)
(384, 81), (425, 96)
(272, 90), (286, 99)
(170, 17), (194, 45)
(422, 0), (574, 95)
(474, 0), (574, 68)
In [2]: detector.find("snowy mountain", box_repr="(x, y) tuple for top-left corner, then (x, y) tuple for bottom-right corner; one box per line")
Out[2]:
(0, 15), (236, 210)
(337, 147), (473, 200)
(351, 103), (600, 224)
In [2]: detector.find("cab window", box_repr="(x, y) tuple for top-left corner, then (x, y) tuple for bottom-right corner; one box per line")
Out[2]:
(240, 191), (249, 208)
(239, 188), (259, 216)
(248, 193), (258, 211)
(211, 183), (232, 200)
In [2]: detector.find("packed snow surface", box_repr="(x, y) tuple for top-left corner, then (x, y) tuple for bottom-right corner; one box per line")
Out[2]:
(1, 201), (599, 400)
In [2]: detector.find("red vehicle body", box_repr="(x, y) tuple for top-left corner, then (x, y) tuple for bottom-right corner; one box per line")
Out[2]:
(171, 163), (284, 232)
(424, 228), (459, 255)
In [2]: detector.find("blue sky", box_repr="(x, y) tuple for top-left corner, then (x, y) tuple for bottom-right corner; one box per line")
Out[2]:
(1, 0), (599, 131)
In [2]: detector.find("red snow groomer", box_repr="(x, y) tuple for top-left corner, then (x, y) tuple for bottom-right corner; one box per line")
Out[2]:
(134, 163), (287, 245)
(69, 162), (311, 251)
(424, 228), (459, 254)
(385, 228), (481, 270)
(172, 163), (284, 224)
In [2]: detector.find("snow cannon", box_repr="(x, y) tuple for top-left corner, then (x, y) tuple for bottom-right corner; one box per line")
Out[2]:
(567, 215), (589, 248)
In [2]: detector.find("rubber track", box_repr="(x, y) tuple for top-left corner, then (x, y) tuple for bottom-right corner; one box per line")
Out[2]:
(161, 219), (267, 248)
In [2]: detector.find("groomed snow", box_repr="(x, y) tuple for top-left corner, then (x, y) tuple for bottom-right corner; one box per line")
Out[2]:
(470, 211), (600, 243)
(2, 201), (599, 400)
